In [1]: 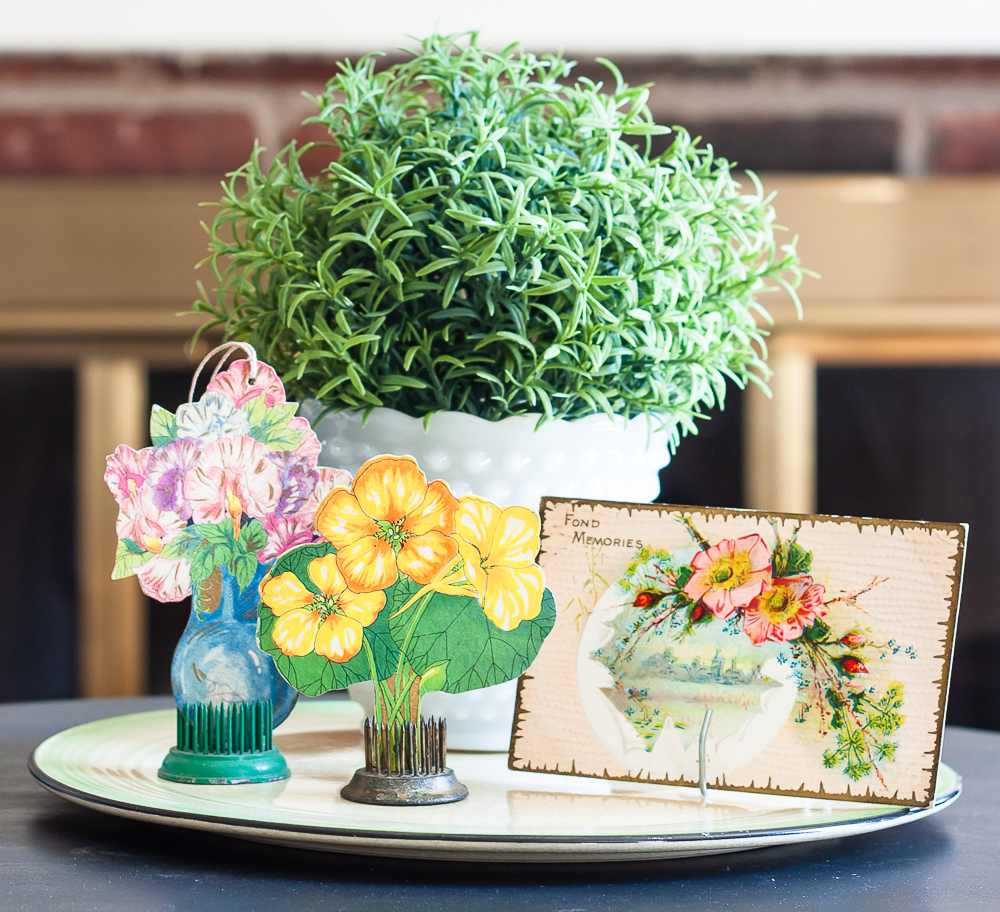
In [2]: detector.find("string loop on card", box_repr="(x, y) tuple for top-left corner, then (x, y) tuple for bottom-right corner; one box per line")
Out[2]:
(189, 342), (258, 403)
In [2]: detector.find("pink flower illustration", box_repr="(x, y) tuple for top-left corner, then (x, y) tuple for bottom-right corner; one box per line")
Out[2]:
(105, 351), (357, 601)
(742, 576), (827, 645)
(289, 417), (322, 461)
(299, 466), (353, 529)
(268, 451), (318, 518)
(185, 435), (282, 528)
(145, 438), (202, 520)
(105, 445), (152, 507)
(683, 533), (771, 619)
(206, 359), (286, 410)
(137, 555), (192, 601)
(258, 514), (316, 562)
(115, 488), (186, 553)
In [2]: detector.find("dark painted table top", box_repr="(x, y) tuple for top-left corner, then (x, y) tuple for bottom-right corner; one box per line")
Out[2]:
(1, 696), (996, 911)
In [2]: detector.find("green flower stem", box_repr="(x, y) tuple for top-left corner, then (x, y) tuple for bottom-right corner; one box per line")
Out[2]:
(383, 666), (419, 726)
(387, 555), (463, 620)
(391, 588), (437, 713)
(388, 583), (435, 620)
(395, 590), (435, 676)
(360, 636), (384, 728)
(362, 585), (437, 730)
(680, 516), (709, 551)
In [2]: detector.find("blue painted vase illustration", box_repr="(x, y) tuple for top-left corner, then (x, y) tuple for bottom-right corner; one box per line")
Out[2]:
(171, 561), (298, 726)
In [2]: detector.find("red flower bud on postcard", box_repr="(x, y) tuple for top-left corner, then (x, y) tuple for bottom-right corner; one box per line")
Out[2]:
(835, 655), (869, 676)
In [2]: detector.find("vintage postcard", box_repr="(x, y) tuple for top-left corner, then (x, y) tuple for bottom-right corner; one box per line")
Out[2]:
(510, 499), (966, 807)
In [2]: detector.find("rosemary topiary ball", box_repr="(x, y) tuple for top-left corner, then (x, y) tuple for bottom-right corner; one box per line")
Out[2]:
(196, 33), (801, 448)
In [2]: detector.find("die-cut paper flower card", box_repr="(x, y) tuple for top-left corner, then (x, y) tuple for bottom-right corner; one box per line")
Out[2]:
(256, 454), (556, 729)
(509, 499), (966, 808)
(106, 354), (350, 603)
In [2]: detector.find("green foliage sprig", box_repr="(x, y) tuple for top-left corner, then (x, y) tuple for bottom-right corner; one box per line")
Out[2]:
(195, 33), (801, 439)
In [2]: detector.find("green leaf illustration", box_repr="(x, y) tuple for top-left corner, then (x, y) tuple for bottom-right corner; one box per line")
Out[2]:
(214, 542), (234, 564)
(784, 542), (814, 576)
(161, 522), (239, 587)
(246, 401), (302, 450)
(418, 661), (449, 696)
(149, 405), (178, 446)
(255, 540), (556, 697)
(112, 539), (149, 580)
(232, 553), (258, 591)
(200, 522), (236, 546)
(389, 584), (557, 693)
(254, 541), (399, 695)
(773, 538), (814, 578)
(159, 528), (201, 560)
(243, 396), (269, 427)
(260, 427), (306, 451)
(803, 619), (831, 643)
(241, 521), (269, 554)
(813, 670), (906, 782)
(189, 541), (216, 591)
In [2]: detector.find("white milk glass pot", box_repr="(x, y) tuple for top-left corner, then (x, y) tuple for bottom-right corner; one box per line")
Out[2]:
(302, 404), (671, 750)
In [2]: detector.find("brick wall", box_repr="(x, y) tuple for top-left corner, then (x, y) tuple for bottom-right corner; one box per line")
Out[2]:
(3, 53), (1000, 178)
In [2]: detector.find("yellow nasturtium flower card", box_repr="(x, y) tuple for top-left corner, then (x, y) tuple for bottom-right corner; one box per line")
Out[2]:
(256, 455), (556, 728)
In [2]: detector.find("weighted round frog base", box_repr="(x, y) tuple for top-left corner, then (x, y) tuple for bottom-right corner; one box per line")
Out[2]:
(158, 700), (290, 785)
(341, 717), (468, 806)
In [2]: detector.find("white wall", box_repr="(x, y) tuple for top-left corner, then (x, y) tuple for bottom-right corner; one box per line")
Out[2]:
(3, 0), (999, 55)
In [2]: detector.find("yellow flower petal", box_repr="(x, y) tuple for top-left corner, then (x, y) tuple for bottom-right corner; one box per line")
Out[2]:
(402, 480), (458, 536)
(339, 589), (386, 627)
(308, 553), (346, 598)
(315, 489), (377, 549)
(262, 572), (314, 616)
(352, 455), (427, 523)
(482, 565), (545, 632)
(271, 607), (321, 656)
(488, 506), (540, 568)
(454, 535), (487, 600)
(397, 531), (458, 585)
(315, 613), (364, 662)
(337, 535), (398, 592)
(453, 496), (500, 554)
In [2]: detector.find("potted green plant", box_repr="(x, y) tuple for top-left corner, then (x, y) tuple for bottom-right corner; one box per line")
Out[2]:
(194, 33), (801, 746)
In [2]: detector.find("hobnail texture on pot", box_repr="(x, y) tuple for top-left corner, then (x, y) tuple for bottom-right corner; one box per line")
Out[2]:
(301, 405), (670, 508)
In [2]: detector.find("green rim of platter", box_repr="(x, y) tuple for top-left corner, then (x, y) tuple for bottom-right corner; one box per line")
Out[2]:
(28, 701), (961, 860)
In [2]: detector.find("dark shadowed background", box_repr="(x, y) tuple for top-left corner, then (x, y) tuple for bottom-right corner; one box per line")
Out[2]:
(2, 54), (999, 729)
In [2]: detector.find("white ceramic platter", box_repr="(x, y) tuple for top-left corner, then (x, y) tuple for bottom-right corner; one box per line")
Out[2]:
(30, 700), (960, 863)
